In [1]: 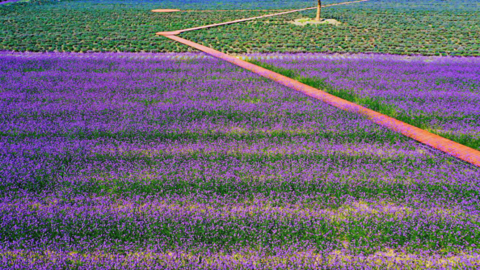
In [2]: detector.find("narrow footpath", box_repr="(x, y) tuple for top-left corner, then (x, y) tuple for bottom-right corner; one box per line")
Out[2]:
(155, 0), (480, 168)
(156, 0), (369, 35)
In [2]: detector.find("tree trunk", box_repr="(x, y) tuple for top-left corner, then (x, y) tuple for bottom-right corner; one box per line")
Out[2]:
(316, 0), (322, 21)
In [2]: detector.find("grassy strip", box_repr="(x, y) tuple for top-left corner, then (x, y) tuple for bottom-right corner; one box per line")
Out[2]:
(76, 174), (478, 201)
(248, 59), (480, 150)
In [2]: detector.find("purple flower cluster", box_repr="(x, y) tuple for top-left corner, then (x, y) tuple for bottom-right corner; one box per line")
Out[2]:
(247, 53), (480, 149)
(0, 0), (21, 4)
(1, 52), (479, 268)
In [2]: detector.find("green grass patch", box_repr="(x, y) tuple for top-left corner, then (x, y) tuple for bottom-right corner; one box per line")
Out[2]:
(247, 59), (480, 150)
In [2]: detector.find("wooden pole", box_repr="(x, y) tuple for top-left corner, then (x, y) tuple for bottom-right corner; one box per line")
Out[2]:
(316, 0), (322, 21)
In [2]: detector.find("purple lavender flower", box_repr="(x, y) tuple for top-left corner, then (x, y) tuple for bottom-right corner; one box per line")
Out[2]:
(1, 52), (479, 269)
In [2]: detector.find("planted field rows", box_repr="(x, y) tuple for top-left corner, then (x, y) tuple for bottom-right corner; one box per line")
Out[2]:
(1, 52), (480, 268)
(182, 0), (480, 56)
(0, 2), (269, 52)
(1, 0), (479, 55)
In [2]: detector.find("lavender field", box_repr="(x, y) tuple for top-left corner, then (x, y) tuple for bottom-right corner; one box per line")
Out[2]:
(249, 53), (480, 150)
(1, 52), (480, 268)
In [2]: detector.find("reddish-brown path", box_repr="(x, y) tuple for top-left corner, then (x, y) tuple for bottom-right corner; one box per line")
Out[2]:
(155, 3), (480, 168)
(155, 0), (369, 35)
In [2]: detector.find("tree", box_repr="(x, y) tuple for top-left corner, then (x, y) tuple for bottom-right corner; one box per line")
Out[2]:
(315, 0), (322, 21)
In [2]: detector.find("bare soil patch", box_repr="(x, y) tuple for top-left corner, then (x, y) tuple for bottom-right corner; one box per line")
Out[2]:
(291, 18), (342, 26)
(151, 9), (181, 13)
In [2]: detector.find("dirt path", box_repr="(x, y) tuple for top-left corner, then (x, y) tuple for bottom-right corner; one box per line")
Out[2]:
(156, 0), (369, 35)
(154, 0), (480, 168)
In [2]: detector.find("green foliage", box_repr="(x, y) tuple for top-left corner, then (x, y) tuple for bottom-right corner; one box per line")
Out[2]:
(0, 1), (269, 52)
(184, 7), (480, 56)
(1, 0), (479, 55)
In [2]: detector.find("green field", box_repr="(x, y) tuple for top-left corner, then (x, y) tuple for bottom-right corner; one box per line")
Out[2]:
(1, 0), (479, 56)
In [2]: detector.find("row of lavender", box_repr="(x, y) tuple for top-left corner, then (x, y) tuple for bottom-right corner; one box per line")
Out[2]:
(1, 52), (480, 268)
(247, 53), (480, 150)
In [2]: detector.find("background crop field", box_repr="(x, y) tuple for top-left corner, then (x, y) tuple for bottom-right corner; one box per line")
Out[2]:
(1, 0), (479, 55)
(2, 52), (480, 268)
(184, 0), (480, 56)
